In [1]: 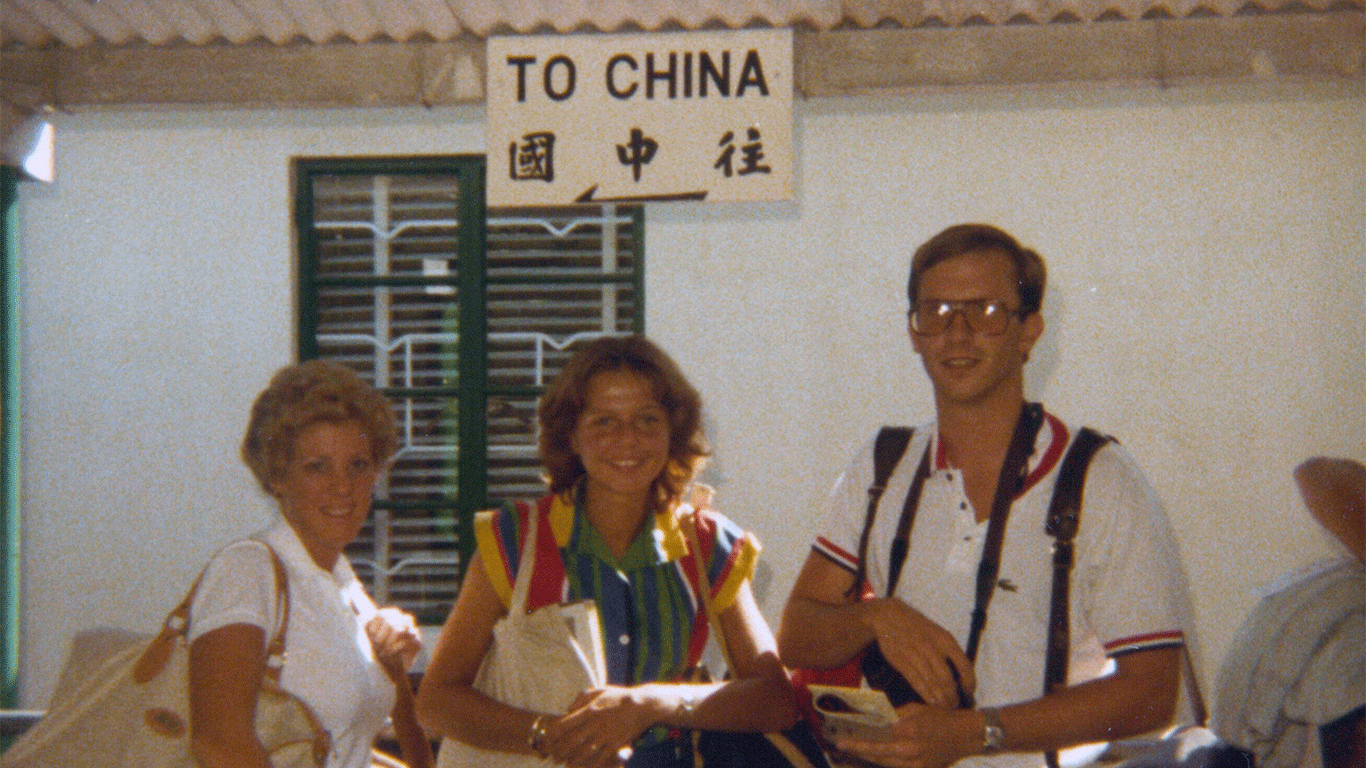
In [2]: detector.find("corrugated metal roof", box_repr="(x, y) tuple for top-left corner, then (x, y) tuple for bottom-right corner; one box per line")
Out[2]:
(2, 0), (1358, 48)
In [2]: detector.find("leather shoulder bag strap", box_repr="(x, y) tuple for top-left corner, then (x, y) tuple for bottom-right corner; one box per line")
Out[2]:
(964, 402), (1046, 663)
(685, 511), (829, 768)
(847, 426), (914, 598)
(138, 542), (292, 685)
(261, 544), (292, 682)
(1041, 426), (1111, 768)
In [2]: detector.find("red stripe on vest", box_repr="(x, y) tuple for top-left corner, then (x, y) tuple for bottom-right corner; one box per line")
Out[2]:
(679, 512), (717, 670)
(524, 496), (568, 614)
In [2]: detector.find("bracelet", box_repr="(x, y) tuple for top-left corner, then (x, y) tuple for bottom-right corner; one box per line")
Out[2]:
(528, 714), (549, 756)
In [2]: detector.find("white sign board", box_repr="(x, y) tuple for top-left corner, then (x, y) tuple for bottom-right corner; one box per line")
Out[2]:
(486, 29), (793, 206)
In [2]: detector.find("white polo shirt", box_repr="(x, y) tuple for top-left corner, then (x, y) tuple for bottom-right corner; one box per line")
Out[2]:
(814, 410), (1195, 768)
(189, 519), (394, 768)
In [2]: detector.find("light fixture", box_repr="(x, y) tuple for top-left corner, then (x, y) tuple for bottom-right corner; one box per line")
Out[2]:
(1, 100), (55, 184)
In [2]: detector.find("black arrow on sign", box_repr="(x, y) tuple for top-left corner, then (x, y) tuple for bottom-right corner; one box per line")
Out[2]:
(575, 185), (709, 203)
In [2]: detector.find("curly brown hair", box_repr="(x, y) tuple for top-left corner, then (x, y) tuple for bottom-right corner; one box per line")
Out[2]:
(242, 359), (399, 495)
(538, 336), (710, 512)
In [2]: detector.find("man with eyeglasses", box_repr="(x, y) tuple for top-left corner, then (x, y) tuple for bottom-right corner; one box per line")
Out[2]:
(778, 223), (1195, 768)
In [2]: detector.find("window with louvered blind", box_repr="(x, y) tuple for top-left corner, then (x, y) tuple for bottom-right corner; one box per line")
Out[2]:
(293, 156), (643, 622)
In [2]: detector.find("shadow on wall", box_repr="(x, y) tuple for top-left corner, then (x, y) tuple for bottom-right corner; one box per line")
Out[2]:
(1024, 286), (1064, 403)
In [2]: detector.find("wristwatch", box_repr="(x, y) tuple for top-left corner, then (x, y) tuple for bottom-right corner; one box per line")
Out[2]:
(981, 707), (1005, 754)
(528, 714), (550, 756)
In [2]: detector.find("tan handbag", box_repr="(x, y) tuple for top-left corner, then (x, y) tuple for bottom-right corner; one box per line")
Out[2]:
(0, 543), (330, 768)
(436, 509), (605, 768)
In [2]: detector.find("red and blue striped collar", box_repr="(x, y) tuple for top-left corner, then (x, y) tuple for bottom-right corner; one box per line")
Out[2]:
(931, 410), (1070, 499)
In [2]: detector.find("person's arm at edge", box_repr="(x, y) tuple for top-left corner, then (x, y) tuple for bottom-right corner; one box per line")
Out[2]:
(413, 551), (545, 755)
(367, 609), (432, 768)
(1294, 456), (1366, 561)
(993, 646), (1181, 750)
(188, 623), (274, 768)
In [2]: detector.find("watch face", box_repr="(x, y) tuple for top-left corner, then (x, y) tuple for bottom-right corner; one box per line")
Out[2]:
(984, 724), (1005, 752)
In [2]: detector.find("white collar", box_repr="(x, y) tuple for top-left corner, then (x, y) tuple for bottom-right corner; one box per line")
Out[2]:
(260, 517), (360, 590)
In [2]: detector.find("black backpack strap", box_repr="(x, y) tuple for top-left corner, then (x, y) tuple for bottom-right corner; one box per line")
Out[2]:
(854, 427), (935, 709)
(885, 446), (932, 598)
(964, 402), (1046, 663)
(1042, 426), (1112, 768)
(848, 427), (913, 597)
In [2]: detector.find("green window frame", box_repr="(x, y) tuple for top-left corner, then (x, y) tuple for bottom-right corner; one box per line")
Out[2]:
(292, 156), (644, 622)
(1, 166), (20, 711)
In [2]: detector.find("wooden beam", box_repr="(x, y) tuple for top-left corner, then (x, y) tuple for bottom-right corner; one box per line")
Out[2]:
(1159, 13), (1363, 82)
(793, 13), (1363, 95)
(0, 39), (487, 110)
(0, 14), (1361, 114)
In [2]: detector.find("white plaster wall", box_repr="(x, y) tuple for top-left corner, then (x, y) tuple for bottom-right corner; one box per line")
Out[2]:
(15, 81), (1364, 708)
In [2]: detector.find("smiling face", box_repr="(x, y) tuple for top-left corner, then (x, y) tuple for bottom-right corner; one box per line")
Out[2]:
(910, 249), (1044, 410)
(270, 420), (379, 570)
(570, 369), (672, 513)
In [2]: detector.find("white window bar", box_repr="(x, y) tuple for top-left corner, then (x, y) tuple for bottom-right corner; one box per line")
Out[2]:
(488, 212), (633, 237)
(313, 218), (459, 239)
(371, 176), (394, 604)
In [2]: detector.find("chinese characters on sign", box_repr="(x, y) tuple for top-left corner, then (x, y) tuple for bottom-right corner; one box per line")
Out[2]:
(714, 128), (771, 178)
(486, 29), (793, 205)
(616, 128), (657, 182)
(510, 132), (555, 182)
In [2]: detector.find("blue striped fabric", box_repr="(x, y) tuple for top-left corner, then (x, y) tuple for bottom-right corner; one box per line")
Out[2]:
(477, 492), (757, 686)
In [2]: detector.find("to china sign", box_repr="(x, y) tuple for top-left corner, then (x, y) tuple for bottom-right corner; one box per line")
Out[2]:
(486, 29), (794, 206)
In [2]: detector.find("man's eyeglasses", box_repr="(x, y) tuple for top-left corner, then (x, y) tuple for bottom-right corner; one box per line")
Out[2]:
(910, 300), (1025, 336)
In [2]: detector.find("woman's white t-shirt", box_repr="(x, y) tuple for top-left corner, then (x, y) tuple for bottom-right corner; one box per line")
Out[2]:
(188, 519), (394, 768)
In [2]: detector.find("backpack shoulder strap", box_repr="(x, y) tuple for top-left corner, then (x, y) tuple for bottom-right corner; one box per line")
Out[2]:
(874, 427), (914, 490)
(886, 443), (933, 599)
(1043, 427), (1112, 544)
(847, 427), (913, 597)
(1042, 426), (1112, 768)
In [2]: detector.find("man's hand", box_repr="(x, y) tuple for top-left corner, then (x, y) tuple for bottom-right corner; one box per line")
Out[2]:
(865, 599), (976, 709)
(834, 703), (982, 768)
(780, 553), (974, 709)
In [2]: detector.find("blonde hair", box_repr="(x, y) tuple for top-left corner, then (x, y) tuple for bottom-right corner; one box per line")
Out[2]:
(241, 359), (398, 495)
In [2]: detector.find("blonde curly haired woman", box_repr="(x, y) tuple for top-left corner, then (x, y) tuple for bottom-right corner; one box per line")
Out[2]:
(188, 360), (424, 768)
